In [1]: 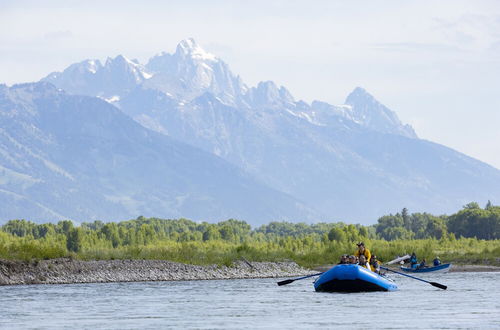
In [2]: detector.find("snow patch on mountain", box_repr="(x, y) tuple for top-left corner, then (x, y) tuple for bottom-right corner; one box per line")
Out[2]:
(177, 38), (218, 62)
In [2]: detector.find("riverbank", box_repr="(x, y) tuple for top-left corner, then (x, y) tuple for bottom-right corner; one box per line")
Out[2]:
(2, 258), (498, 286)
(0, 258), (314, 286)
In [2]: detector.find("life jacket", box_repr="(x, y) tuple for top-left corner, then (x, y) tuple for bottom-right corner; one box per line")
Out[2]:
(370, 260), (380, 272)
(354, 248), (371, 262)
(359, 262), (370, 269)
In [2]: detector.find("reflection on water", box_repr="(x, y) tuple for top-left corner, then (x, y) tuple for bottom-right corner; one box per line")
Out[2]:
(1, 272), (499, 329)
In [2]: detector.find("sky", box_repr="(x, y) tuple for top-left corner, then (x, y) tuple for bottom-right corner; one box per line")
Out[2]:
(1, 0), (499, 169)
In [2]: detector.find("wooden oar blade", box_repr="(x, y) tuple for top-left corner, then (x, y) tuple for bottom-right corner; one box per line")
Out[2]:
(277, 279), (294, 286)
(430, 282), (447, 290)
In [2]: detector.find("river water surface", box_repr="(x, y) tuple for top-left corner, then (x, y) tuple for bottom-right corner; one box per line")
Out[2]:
(1, 272), (499, 329)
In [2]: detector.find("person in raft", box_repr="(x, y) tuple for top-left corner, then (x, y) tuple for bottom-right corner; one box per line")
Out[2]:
(409, 252), (418, 268)
(338, 254), (349, 264)
(355, 242), (371, 268)
(370, 255), (381, 274)
(433, 256), (441, 266)
(358, 255), (370, 269)
(348, 255), (358, 264)
(417, 259), (427, 269)
(355, 242), (371, 264)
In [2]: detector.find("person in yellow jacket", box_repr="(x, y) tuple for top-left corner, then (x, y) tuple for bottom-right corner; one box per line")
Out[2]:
(358, 255), (370, 269)
(369, 255), (381, 274)
(354, 242), (371, 266)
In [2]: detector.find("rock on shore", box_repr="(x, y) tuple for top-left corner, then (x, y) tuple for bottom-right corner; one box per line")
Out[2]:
(0, 258), (313, 286)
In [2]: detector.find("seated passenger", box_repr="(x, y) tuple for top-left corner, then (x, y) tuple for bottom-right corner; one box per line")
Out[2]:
(338, 254), (349, 264)
(355, 242), (371, 264)
(358, 255), (370, 269)
(348, 255), (357, 264)
(410, 252), (418, 269)
(417, 259), (426, 269)
(433, 257), (441, 266)
(370, 255), (381, 274)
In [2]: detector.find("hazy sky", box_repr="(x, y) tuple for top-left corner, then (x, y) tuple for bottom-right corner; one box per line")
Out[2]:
(1, 0), (499, 169)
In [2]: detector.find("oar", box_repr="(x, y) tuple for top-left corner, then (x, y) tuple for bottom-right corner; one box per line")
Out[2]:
(277, 272), (323, 286)
(380, 266), (447, 290)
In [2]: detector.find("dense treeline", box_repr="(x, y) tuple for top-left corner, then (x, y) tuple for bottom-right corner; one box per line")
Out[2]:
(376, 202), (500, 241)
(0, 202), (499, 267)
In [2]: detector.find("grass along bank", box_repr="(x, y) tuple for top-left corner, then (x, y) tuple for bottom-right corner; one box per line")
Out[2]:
(1, 229), (499, 269)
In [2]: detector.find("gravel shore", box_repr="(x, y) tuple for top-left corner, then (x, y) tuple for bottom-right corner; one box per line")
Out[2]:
(2, 259), (497, 286)
(0, 258), (314, 286)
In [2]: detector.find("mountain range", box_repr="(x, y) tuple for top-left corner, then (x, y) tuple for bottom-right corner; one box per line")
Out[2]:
(0, 82), (316, 224)
(1, 38), (498, 224)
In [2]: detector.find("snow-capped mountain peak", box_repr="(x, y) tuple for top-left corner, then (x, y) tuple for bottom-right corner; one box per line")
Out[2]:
(142, 39), (246, 104)
(40, 41), (415, 139)
(245, 81), (295, 108)
(345, 87), (417, 138)
(42, 54), (152, 99)
(45, 59), (103, 81)
(176, 38), (217, 62)
(104, 55), (152, 81)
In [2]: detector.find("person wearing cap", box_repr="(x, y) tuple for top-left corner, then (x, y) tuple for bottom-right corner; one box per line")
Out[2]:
(433, 256), (441, 266)
(354, 242), (371, 268)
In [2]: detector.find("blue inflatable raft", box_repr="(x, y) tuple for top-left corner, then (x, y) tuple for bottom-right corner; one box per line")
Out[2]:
(314, 264), (398, 292)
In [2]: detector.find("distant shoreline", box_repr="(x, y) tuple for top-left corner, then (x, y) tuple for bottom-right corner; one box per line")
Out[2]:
(314, 263), (500, 273)
(447, 264), (500, 272)
(2, 259), (498, 286)
(0, 258), (314, 286)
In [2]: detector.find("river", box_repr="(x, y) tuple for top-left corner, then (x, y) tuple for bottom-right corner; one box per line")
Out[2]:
(1, 272), (499, 329)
